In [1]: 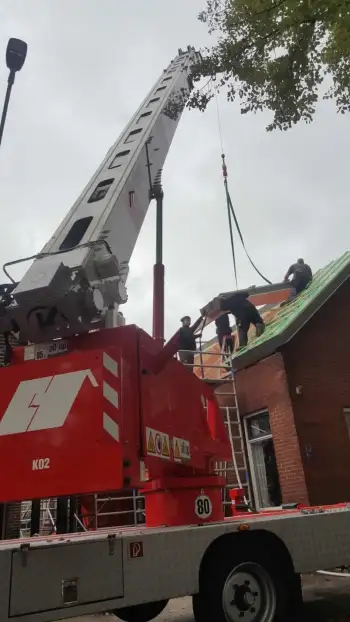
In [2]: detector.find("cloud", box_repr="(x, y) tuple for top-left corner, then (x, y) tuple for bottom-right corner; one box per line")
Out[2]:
(0, 0), (349, 341)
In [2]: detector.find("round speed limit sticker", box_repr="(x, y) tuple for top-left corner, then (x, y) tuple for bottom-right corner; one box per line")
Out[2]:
(194, 495), (213, 519)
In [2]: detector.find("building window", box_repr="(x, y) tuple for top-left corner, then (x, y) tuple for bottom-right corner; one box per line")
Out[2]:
(244, 410), (282, 510)
(246, 411), (271, 441)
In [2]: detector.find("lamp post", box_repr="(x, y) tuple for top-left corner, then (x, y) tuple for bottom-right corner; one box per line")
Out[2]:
(0, 38), (27, 148)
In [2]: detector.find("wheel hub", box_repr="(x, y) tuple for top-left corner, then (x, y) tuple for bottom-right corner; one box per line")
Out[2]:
(232, 583), (257, 612)
(222, 562), (276, 621)
(243, 591), (255, 607)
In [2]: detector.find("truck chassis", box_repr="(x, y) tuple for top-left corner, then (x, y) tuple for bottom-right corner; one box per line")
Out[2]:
(1, 503), (350, 622)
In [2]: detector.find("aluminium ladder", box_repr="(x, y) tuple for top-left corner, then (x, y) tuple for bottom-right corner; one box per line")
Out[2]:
(216, 337), (250, 509)
(190, 341), (251, 513)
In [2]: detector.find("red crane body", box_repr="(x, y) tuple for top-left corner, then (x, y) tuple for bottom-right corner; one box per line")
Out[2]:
(0, 326), (231, 526)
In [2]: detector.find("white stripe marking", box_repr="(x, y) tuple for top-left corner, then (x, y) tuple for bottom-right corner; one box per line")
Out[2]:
(103, 352), (119, 377)
(103, 413), (119, 441)
(103, 381), (119, 408)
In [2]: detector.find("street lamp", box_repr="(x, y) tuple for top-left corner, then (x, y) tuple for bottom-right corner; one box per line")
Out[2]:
(0, 38), (27, 148)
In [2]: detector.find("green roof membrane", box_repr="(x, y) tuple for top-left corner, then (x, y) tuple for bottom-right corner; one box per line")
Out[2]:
(231, 252), (350, 371)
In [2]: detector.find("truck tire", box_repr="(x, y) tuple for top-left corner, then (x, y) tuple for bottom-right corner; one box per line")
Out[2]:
(114, 599), (168, 622)
(192, 545), (301, 622)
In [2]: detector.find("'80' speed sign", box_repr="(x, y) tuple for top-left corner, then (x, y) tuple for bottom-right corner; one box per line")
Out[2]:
(194, 495), (212, 519)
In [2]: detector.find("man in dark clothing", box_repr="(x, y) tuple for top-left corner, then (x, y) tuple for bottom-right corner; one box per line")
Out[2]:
(178, 315), (202, 366)
(0, 330), (18, 366)
(215, 313), (235, 355)
(284, 258), (312, 297)
(220, 293), (265, 349)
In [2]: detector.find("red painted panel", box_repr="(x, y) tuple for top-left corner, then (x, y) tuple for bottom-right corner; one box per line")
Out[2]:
(138, 329), (232, 480)
(0, 327), (140, 503)
(0, 325), (232, 505)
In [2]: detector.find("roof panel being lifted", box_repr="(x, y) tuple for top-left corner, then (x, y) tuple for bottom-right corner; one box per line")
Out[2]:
(199, 282), (292, 327)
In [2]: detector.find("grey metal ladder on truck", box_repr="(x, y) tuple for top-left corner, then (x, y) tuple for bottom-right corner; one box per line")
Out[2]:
(214, 340), (250, 508)
(184, 341), (250, 513)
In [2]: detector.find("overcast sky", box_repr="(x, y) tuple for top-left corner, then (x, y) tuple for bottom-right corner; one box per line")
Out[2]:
(0, 0), (349, 340)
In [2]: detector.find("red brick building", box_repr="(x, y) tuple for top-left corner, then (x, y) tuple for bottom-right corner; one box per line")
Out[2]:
(198, 252), (350, 510)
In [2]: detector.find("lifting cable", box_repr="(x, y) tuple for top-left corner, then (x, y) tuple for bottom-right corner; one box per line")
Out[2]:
(215, 86), (238, 289)
(213, 82), (272, 287)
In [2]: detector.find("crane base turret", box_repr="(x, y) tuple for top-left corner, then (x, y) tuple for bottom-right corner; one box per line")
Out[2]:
(142, 475), (226, 527)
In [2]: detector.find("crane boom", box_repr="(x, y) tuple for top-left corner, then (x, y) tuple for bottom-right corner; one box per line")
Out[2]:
(3, 46), (200, 344)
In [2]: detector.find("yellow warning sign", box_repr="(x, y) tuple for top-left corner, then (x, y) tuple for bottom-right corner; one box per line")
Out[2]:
(146, 427), (170, 460)
(174, 439), (180, 461)
(173, 436), (191, 461)
(147, 428), (156, 454)
(162, 435), (170, 458)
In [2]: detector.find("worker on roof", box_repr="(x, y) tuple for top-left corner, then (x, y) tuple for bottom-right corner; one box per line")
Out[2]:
(220, 294), (265, 350)
(284, 258), (312, 297)
(215, 313), (235, 355)
(178, 315), (202, 367)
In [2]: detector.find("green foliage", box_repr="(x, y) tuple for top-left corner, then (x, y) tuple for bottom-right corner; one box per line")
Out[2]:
(188, 0), (350, 131)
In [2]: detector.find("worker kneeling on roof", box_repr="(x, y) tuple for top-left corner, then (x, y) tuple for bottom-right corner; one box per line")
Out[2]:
(284, 258), (312, 297)
(178, 315), (202, 367)
(220, 292), (265, 350)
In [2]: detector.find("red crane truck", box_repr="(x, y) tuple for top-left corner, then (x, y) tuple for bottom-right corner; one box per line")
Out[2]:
(0, 46), (348, 622)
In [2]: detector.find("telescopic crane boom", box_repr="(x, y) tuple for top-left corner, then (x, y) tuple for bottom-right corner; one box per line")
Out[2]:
(1, 46), (200, 345)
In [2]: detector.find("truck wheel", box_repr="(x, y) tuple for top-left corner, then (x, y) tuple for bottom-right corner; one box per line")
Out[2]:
(193, 548), (301, 622)
(114, 599), (168, 622)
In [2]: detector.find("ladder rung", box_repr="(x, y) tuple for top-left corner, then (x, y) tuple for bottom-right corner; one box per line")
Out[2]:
(219, 396), (238, 399)
(210, 369), (248, 496)
(219, 394), (237, 398)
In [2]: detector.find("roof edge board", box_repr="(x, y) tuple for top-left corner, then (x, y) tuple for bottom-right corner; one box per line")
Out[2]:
(232, 334), (283, 371)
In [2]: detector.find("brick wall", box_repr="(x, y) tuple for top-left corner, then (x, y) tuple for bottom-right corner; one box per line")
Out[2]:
(197, 346), (309, 504)
(283, 279), (350, 505)
(234, 353), (309, 505)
